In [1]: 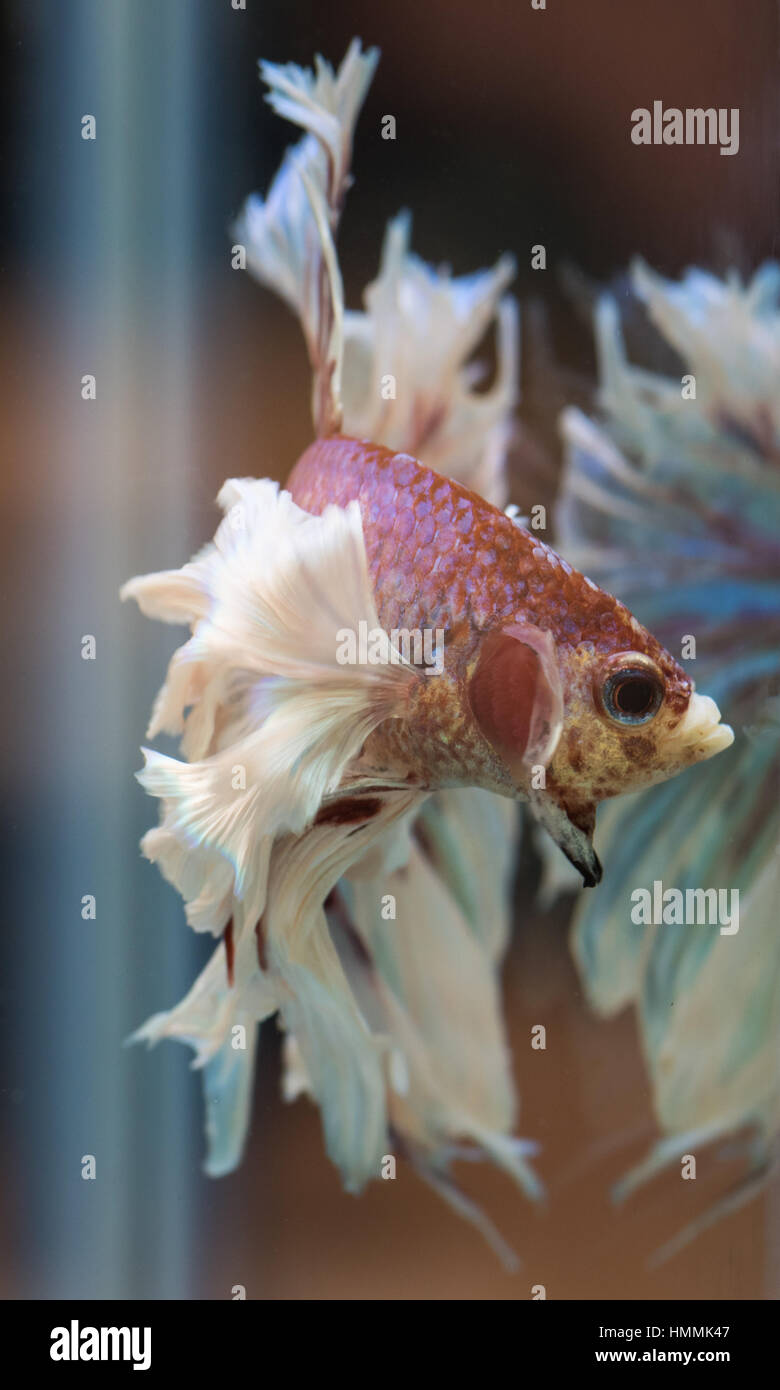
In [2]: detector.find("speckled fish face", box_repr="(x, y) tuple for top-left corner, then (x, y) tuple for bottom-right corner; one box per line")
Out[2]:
(288, 437), (734, 881)
(541, 592), (733, 826)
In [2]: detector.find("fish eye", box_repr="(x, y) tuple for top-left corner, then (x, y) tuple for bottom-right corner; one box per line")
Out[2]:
(597, 653), (664, 726)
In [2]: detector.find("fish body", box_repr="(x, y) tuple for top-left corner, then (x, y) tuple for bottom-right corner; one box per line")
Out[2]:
(289, 436), (733, 883)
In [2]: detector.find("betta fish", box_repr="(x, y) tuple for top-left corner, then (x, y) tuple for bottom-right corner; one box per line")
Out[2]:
(121, 40), (733, 1259)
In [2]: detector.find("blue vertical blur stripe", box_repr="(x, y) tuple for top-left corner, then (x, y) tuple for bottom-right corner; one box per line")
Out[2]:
(19, 0), (222, 1297)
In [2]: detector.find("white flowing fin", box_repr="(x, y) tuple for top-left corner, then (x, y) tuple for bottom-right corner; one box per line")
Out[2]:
(140, 818), (236, 936)
(647, 1157), (775, 1269)
(129, 928), (276, 1070)
(130, 913), (275, 1177)
(340, 831), (542, 1202)
(390, 786), (518, 960)
(260, 39), (379, 201)
(298, 165), (345, 435)
(410, 1157), (521, 1272)
(341, 210), (517, 500)
(202, 1019), (261, 1177)
(265, 791), (426, 1190)
(234, 40), (378, 436)
(124, 481), (419, 925)
(120, 561), (213, 625)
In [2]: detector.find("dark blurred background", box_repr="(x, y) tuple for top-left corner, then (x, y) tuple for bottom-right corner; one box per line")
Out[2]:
(1, 0), (777, 1299)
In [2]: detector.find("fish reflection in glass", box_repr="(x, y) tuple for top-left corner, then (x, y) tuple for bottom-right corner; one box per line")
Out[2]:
(556, 259), (780, 1257)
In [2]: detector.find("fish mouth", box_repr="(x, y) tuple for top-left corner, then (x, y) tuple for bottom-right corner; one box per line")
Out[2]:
(673, 692), (734, 762)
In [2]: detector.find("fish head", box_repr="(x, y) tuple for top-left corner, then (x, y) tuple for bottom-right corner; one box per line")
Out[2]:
(468, 560), (734, 886)
(551, 627), (733, 797)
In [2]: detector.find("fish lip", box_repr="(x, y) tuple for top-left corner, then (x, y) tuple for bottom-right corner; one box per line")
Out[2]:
(672, 692), (734, 760)
(696, 722), (735, 756)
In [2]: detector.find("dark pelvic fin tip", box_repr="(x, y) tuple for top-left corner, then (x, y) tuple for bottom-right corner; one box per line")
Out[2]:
(582, 853), (603, 888)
